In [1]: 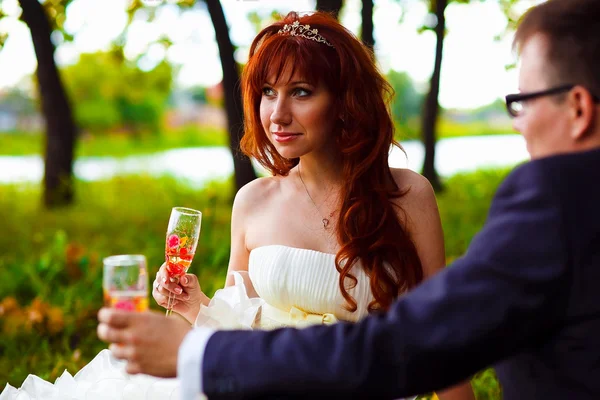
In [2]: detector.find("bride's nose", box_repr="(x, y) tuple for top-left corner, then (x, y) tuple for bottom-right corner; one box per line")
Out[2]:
(270, 97), (292, 126)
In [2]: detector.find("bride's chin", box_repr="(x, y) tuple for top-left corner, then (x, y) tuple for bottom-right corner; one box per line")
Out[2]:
(274, 147), (305, 160)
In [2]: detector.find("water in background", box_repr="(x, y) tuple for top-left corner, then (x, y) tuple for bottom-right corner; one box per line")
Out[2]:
(0, 134), (528, 187)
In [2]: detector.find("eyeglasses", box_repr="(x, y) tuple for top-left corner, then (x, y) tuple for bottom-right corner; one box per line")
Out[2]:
(505, 84), (600, 118)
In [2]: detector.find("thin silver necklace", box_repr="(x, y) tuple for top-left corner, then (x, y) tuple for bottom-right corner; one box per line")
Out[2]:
(298, 164), (335, 229)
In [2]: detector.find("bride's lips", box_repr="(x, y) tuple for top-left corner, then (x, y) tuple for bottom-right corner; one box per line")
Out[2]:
(272, 132), (301, 143)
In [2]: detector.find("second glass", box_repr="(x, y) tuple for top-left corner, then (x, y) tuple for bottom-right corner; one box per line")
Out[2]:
(103, 254), (149, 312)
(165, 207), (202, 316)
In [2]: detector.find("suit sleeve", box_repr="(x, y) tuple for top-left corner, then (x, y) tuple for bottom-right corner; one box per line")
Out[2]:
(201, 163), (571, 400)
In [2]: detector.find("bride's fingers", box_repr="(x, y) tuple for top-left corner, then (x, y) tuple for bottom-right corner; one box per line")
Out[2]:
(152, 280), (177, 298)
(155, 275), (183, 296)
(153, 288), (170, 308)
(152, 283), (184, 309)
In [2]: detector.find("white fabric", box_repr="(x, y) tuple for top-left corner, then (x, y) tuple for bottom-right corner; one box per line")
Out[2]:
(1, 245), (410, 400)
(249, 245), (374, 322)
(183, 270), (263, 399)
(178, 327), (214, 400)
(0, 349), (180, 400)
(194, 270), (265, 329)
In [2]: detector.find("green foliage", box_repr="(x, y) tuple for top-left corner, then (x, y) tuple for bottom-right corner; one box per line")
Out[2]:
(61, 52), (173, 135)
(471, 368), (503, 399)
(436, 119), (513, 138)
(0, 0), (76, 51)
(40, 0), (77, 41)
(438, 167), (511, 260)
(74, 100), (121, 132)
(185, 86), (208, 104)
(0, 175), (234, 388)
(0, 88), (37, 116)
(466, 98), (507, 121)
(393, 117), (513, 142)
(387, 70), (424, 140)
(0, 167), (513, 397)
(385, 72), (513, 142)
(0, 126), (228, 157)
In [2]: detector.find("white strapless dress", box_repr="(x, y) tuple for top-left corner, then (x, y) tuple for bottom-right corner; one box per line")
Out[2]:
(1, 245), (412, 400)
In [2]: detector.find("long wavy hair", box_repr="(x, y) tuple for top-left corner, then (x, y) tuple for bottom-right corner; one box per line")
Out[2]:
(241, 11), (424, 312)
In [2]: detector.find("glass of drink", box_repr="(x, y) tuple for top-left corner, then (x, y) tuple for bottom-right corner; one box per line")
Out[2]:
(103, 254), (149, 312)
(165, 207), (202, 316)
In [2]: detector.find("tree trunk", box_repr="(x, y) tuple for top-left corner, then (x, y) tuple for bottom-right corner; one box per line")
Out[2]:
(204, 0), (257, 194)
(421, 0), (446, 192)
(19, 0), (76, 207)
(316, 0), (343, 19)
(361, 0), (374, 51)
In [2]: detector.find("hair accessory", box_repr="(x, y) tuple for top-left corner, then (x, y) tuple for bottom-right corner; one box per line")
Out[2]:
(278, 20), (334, 48)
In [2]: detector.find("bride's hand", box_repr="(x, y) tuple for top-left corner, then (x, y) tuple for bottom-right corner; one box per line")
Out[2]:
(153, 263), (208, 323)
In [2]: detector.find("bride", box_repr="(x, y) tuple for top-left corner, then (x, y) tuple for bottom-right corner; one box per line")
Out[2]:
(2, 11), (474, 400)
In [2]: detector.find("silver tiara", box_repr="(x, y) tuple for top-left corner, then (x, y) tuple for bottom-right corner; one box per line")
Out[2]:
(277, 21), (334, 48)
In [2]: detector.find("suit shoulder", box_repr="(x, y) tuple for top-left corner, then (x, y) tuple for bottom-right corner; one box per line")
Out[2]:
(499, 160), (554, 194)
(500, 149), (596, 196)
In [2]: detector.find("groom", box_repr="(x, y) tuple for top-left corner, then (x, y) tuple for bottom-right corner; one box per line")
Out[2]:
(98, 0), (600, 398)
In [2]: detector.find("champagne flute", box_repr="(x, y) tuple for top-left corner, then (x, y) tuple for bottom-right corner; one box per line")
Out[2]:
(103, 255), (149, 312)
(165, 207), (202, 316)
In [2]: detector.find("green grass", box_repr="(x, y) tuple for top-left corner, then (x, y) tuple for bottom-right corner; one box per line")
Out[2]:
(437, 119), (514, 139)
(0, 167), (512, 398)
(0, 175), (235, 388)
(438, 167), (512, 260)
(395, 118), (514, 142)
(0, 125), (228, 157)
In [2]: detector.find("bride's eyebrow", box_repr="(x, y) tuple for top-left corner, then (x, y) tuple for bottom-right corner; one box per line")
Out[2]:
(263, 80), (312, 87)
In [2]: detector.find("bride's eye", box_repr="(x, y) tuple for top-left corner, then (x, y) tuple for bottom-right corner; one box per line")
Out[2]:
(292, 88), (312, 97)
(262, 87), (275, 97)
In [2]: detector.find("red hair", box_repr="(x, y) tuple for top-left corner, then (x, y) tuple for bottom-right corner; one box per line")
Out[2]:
(241, 11), (424, 312)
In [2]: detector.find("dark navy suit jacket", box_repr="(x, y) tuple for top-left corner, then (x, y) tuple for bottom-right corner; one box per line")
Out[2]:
(201, 148), (600, 399)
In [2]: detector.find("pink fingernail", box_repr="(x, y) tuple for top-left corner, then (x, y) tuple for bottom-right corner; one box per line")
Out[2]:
(182, 277), (188, 285)
(175, 287), (182, 294)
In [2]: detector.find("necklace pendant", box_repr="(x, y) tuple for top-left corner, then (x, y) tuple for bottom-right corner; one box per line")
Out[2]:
(322, 218), (330, 229)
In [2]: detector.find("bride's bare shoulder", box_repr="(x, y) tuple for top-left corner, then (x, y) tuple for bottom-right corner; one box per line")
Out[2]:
(390, 167), (431, 188)
(233, 176), (284, 211)
(389, 168), (437, 210)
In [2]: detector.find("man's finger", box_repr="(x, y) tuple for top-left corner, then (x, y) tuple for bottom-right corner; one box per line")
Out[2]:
(98, 307), (135, 327)
(109, 343), (130, 360)
(97, 323), (124, 343)
(125, 361), (142, 375)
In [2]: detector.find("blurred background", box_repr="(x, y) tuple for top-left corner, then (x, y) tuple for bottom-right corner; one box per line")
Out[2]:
(0, 0), (544, 397)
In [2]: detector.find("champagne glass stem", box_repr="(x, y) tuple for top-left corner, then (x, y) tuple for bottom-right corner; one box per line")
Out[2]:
(165, 293), (175, 316)
(165, 275), (179, 316)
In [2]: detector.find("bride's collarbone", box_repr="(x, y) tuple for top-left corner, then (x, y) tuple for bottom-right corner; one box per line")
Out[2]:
(247, 226), (339, 255)
(281, 212), (339, 240)
(245, 199), (339, 252)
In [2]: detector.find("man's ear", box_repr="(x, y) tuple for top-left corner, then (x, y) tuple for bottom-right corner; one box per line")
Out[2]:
(569, 86), (596, 140)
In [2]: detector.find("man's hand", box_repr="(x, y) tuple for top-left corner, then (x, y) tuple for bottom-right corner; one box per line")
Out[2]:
(97, 308), (192, 377)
